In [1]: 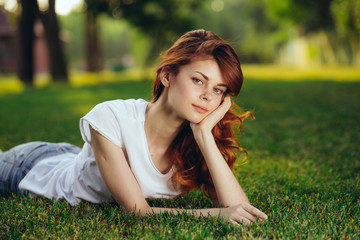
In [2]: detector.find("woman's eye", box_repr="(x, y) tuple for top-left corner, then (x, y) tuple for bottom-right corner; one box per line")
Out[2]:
(214, 88), (224, 94)
(192, 78), (203, 85)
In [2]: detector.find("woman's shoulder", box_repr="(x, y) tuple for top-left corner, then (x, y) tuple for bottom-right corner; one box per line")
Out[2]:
(80, 98), (149, 146)
(97, 98), (147, 107)
(92, 98), (149, 120)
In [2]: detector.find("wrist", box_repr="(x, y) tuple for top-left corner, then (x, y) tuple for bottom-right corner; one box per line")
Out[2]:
(193, 128), (214, 145)
(195, 134), (219, 161)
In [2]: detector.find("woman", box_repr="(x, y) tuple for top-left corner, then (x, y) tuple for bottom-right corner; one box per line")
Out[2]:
(0, 29), (267, 225)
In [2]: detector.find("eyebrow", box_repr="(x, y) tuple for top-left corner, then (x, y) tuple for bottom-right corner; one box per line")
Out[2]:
(194, 71), (228, 88)
(194, 71), (209, 80)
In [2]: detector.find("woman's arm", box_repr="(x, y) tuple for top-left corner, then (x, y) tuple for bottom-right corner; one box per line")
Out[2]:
(190, 96), (267, 220)
(90, 126), (149, 214)
(90, 125), (266, 225)
(193, 128), (249, 206)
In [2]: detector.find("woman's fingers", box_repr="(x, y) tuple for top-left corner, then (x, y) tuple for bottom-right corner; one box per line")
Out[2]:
(224, 204), (267, 226)
(191, 95), (232, 135)
(203, 95), (231, 125)
(238, 217), (252, 225)
(230, 213), (252, 225)
(218, 95), (231, 114)
(226, 203), (268, 225)
(229, 219), (240, 226)
(242, 203), (268, 220)
(240, 208), (257, 222)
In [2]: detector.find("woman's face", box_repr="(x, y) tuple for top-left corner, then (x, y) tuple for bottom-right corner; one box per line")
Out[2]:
(166, 58), (228, 123)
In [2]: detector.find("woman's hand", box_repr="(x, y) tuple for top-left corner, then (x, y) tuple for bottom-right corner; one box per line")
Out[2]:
(189, 95), (268, 224)
(219, 203), (268, 226)
(190, 95), (232, 140)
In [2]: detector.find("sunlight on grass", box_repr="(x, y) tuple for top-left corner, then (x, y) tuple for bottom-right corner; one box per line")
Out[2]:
(0, 76), (24, 94)
(69, 72), (99, 87)
(1, 66), (359, 95)
(34, 73), (52, 87)
(0, 69), (155, 94)
(69, 69), (155, 87)
(0, 74), (51, 94)
(243, 65), (360, 81)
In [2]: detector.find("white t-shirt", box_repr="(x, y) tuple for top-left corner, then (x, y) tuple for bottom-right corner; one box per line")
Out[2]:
(19, 99), (181, 205)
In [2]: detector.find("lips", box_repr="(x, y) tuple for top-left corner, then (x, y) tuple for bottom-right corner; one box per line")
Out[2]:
(192, 104), (208, 114)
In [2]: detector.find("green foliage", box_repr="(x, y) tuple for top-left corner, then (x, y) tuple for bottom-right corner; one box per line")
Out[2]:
(110, 0), (200, 37)
(265, 0), (334, 32)
(98, 16), (133, 68)
(193, 0), (285, 63)
(56, 0), (360, 68)
(84, 0), (109, 16)
(82, 0), (203, 67)
(59, 12), (86, 69)
(84, 0), (201, 35)
(1, 79), (359, 238)
(109, 0), (203, 66)
(331, 0), (360, 40)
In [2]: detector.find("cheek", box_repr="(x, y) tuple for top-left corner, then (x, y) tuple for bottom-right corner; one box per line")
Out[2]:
(173, 81), (197, 101)
(168, 83), (192, 109)
(210, 96), (223, 110)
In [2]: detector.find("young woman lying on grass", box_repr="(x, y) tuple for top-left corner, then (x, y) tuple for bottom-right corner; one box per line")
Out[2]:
(0, 29), (267, 225)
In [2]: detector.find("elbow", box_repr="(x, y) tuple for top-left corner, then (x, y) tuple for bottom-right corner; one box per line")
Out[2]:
(123, 202), (151, 216)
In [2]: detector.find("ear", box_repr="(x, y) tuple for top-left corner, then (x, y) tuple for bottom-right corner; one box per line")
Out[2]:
(159, 68), (171, 87)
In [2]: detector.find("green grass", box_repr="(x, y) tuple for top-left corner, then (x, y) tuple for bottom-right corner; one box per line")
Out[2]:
(1, 79), (359, 239)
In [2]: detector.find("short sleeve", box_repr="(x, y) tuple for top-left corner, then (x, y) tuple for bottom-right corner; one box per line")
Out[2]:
(80, 101), (123, 147)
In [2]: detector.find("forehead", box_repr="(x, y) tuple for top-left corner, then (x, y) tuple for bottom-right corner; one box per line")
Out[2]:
(179, 58), (225, 84)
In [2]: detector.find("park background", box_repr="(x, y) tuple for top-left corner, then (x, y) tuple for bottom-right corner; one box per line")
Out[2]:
(0, 0), (359, 239)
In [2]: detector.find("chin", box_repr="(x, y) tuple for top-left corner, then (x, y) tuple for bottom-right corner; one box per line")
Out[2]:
(187, 115), (206, 124)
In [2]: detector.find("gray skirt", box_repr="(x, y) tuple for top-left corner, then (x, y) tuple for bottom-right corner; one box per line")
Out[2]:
(0, 142), (81, 194)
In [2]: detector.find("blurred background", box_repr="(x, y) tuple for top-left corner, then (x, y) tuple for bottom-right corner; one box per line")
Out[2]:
(0, 0), (359, 92)
(1, 2), (359, 237)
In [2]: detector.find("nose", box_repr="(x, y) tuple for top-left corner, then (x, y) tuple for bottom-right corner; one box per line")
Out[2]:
(200, 90), (212, 101)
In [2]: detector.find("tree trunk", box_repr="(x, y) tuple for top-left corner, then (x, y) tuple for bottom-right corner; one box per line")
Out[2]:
(18, 0), (38, 85)
(85, 11), (102, 71)
(39, 0), (68, 81)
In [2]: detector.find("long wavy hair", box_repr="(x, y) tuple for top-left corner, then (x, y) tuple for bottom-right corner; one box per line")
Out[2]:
(153, 29), (253, 195)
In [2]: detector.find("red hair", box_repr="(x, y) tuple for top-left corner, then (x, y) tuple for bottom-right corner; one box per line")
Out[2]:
(153, 29), (253, 195)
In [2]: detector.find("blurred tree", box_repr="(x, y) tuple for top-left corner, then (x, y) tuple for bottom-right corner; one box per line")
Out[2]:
(84, 0), (202, 71)
(18, 0), (38, 84)
(18, 0), (68, 85)
(38, 0), (68, 80)
(266, 0), (360, 65)
(193, 0), (283, 63)
(331, 0), (360, 65)
(84, 0), (108, 71)
(59, 12), (85, 70)
(266, 0), (334, 33)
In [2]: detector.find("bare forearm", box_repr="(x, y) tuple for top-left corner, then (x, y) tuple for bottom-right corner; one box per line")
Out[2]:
(141, 206), (222, 218)
(195, 131), (249, 206)
(139, 203), (268, 226)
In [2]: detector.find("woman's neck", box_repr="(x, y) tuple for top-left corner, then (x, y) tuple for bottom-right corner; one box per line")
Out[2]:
(145, 96), (184, 150)
(144, 94), (185, 174)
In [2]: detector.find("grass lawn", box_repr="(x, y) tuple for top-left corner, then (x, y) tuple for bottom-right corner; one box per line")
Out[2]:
(0, 78), (359, 239)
